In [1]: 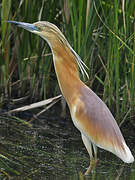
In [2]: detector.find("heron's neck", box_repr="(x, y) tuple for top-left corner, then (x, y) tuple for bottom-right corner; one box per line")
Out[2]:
(52, 45), (82, 106)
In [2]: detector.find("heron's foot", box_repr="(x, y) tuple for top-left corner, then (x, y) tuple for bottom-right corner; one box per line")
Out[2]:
(84, 165), (92, 176)
(84, 158), (98, 176)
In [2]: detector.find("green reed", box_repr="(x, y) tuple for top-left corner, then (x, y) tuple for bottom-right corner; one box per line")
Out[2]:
(66, 0), (135, 122)
(0, 0), (135, 122)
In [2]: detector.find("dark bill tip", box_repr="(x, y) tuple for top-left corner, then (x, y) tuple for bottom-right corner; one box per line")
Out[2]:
(7, 21), (38, 32)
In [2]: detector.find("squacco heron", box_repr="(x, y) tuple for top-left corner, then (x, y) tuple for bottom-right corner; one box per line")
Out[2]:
(7, 21), (134, 175)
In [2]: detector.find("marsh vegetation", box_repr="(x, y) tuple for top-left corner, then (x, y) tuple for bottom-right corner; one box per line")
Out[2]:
(0, 0), (135, 179)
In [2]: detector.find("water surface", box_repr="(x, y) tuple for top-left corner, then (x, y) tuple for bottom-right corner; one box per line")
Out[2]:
(0, 109), (134, 179)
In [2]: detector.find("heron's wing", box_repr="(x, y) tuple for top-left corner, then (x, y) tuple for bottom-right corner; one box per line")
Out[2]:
(71, 84), (133, 163)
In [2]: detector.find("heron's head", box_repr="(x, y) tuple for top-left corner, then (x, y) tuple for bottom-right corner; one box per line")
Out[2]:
(7, 21), (89, 78)
(7, 21), (68, 47)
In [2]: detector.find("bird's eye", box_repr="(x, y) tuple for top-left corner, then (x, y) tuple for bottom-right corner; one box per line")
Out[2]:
(35, 26), (42, 32)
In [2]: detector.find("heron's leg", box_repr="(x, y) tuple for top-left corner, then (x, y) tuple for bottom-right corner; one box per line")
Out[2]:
(92, 143), (97, 160)
(81, 133), (97, 175)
